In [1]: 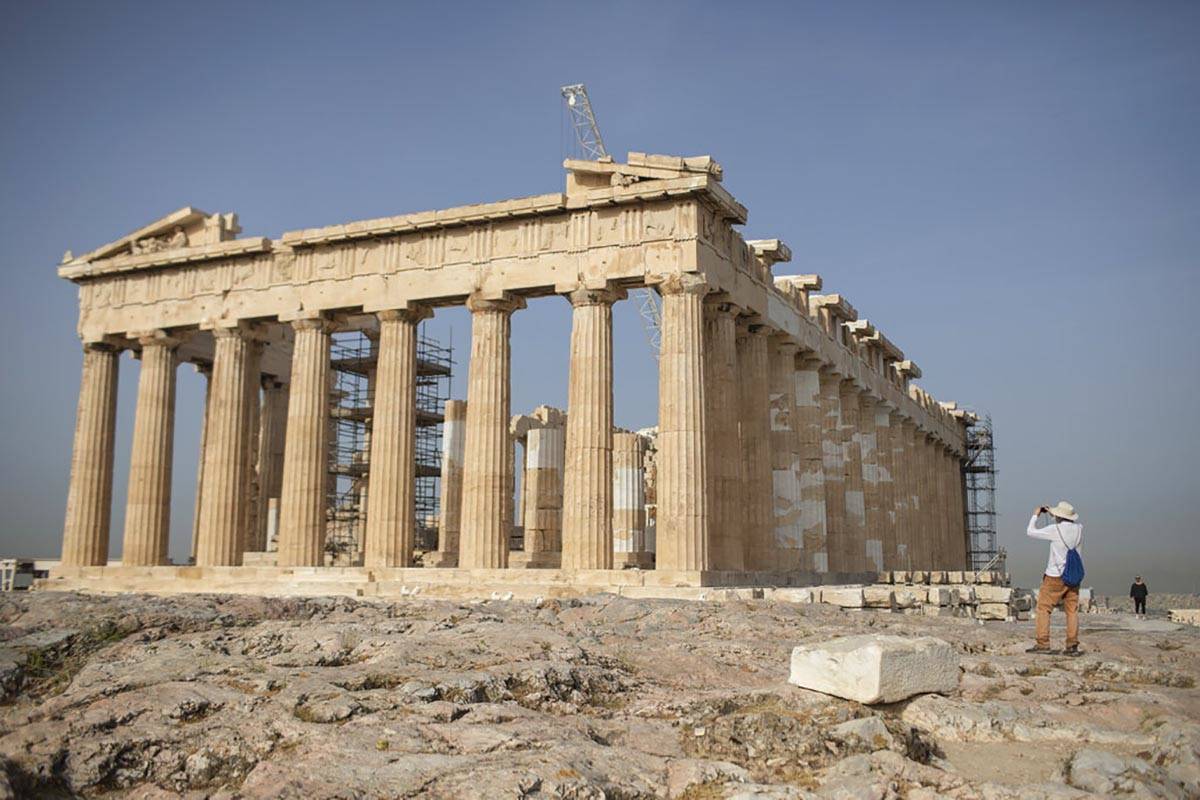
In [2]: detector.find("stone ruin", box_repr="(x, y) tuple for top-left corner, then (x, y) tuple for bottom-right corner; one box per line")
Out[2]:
(47, 152), (978, 598)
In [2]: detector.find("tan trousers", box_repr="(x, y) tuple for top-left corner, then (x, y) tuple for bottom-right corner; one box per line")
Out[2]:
(1035, 574), (1079, 648)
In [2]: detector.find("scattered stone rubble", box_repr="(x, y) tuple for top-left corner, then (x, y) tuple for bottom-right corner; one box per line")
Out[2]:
(1, 590), (1197, 799)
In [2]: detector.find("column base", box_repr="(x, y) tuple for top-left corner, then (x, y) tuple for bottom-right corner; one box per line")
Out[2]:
(423, 551), (459, 568)
(509, 551), (562, 569)
(614, 552), (655, 569)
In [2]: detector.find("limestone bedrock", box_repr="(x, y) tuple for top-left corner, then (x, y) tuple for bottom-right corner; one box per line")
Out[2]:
(788, 634), (959, 704)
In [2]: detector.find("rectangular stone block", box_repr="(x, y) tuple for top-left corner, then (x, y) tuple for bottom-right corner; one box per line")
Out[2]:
(892, 570), (911, 584)
(877, 571), (894, 584)
(1010, 592), (1033, 612)
(922, 604), (955, 617)
(911, 570), (928, 584)
(820, 587), (865, 608)
(893, 588), (921, 609)
(977, 571), (995, 584)
(789, 635), (959, 704)
(946, 571), (964, 584)
(977, 602), (1010, 620)
(975, 585), (1012, 603)
(956, 586), (977, 605)
(863, 587), (895, 608)
(929, 571), (948, 584)
(771, 588), (816, 604)
(925, 587), (953, 606)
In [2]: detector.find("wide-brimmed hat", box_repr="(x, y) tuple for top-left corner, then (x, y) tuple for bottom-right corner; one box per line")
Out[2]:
(1048, 500), (1078, 521)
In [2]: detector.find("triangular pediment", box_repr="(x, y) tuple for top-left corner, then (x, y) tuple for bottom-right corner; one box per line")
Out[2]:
(71, 207), (242, 264)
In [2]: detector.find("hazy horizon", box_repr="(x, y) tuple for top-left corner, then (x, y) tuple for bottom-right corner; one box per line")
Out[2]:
(2, 1), (1197, 597)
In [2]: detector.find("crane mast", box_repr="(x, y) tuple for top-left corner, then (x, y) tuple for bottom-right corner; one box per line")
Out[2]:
(559, 84), (662, 358)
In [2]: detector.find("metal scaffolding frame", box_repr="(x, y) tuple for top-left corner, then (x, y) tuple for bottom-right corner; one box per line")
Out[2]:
(963, 414), (1001, 572)
(325, 325), (453, 563)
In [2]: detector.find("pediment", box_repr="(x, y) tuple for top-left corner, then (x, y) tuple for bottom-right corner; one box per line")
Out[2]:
(67, 207), (241, 264)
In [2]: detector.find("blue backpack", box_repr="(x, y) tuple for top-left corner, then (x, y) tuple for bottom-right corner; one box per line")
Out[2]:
(1057, 525), (1085, 588)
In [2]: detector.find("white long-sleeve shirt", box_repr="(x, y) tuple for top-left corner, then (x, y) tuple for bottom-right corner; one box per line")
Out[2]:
(1027, 514), (1083, 578)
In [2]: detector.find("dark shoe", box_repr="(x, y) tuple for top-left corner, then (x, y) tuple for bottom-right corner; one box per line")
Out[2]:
(1063, 645), (1083, 657)
(1026, 646), (1056, 654)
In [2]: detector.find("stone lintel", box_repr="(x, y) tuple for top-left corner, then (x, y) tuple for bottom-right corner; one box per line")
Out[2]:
(747, 239), (793, 269)
(845, 319), (877, 340)
(895, 359), (922, 380)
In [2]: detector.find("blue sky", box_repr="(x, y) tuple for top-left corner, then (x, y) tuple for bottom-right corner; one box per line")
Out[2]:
(2, 1), (1197, 595)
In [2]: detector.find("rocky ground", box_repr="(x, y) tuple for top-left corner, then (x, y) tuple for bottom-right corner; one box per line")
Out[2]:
(0, 591), (1197, 799)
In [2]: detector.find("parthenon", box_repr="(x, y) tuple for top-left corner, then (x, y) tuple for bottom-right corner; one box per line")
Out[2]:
(49, 152), (975, 597)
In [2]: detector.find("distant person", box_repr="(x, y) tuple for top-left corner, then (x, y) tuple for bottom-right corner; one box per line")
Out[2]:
(1026, 501), (1083, 656)
(1130, 576), (1149, 616)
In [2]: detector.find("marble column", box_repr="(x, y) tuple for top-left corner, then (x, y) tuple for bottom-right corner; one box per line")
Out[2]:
(839, 382), (868, 573)
(736, 322), (772, 571)
(522, 425), (565, 566)
(875, 407), (898, 569)
(122, 332), (180, 566)
(794, 357), (828, 572)
(858, 395), (883, 572)
(769, 339), (803, 570)
(818, 368), (846, 572)
(195, 326), (257, 566)
(916, 433), (936, 568)
(703, 298), (743, 571)
(656, 274), (710, 572)
(253, 378), (288, 552)
(239, 340), (263, 556)
(561, 286), (622, 570)
(189, 363), (212, 564)
(364, 307), (429, 568)
(459, 293), (524, 569)
(430, 399), (467, 566)
(277, 317), (333, 567)
(612, 431), (650, 568)
(61, 342), (121, 567)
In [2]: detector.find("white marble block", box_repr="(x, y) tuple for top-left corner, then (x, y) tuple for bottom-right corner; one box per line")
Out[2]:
(789, 635), (960, 704)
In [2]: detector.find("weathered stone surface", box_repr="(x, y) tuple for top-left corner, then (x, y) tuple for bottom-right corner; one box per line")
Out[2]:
(977, 603), (1010, 620)
(788, 635), (959, 704)
(3, 591), (1198, 797)
(975, 585), (1013, 603)
(862, 587), (895, 609)
(820, 588), (865, 608)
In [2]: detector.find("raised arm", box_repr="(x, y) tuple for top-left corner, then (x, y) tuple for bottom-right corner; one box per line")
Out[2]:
(1026, 509), (1057, 541)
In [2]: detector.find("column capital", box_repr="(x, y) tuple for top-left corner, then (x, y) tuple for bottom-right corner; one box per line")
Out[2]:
(656, 272), (709, 297)
(377, 305), (433, 324)
(129, 329), (187, 350)
(466, 291), (526, 315)
(81, 340), (122, 355)
(771, 336), (800, 357)
(703, 292), (741, 316)
(563, 285), (626, 307)
(289, 316), (336, 334)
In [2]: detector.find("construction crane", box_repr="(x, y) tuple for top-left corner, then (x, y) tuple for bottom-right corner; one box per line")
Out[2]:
(560, 84), (662, 358)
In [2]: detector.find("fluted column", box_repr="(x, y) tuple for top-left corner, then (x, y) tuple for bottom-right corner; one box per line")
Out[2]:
(905, 423), (924, 568)
(769, 339), (802, 570)
(364, 307), (429, 568)
(254, 378), (288, 552)
(794, 357), (828, 572)
(875, 407), (898, 569)
(704, 298), (743, 571)
(431, 399), (467, 566)
(189, 364), (212, 564)
(656, 274), (710, 572)
(561, 286), (623, 570)
(239, 340), (263, 555)
(916, 433), (935, 568)
(735, 323), (772, 571)
(122, 332), (180, 566)
(277, 317), (333, 567)
(859, 395), (883, 572)
(612, 431), (649, 567)
(523, 424), (565, 563)
(839, 381), (867, 573)
(818, 369), (846, 571)
(195, 326), (257, 566)
(459, 293), (524, 569)
(61, 342), (121, 566)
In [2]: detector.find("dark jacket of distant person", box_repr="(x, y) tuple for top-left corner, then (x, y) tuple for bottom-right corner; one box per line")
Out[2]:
(1130, 580), (1149, 601)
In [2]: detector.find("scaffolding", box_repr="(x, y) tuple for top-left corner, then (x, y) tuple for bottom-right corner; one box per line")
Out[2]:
(963, 414), (1000, 572)
(325, 325), (453, 564)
